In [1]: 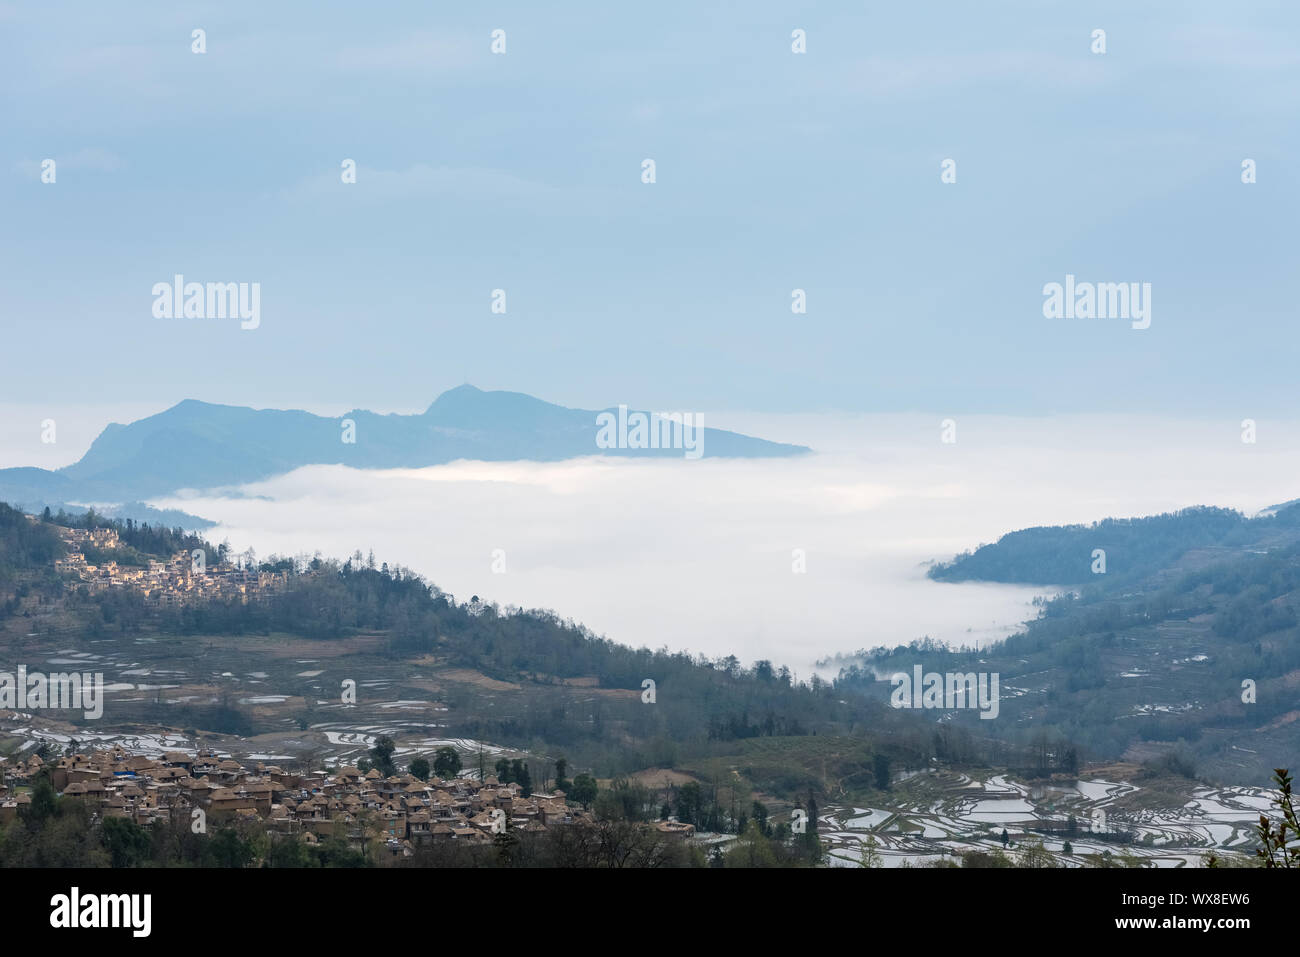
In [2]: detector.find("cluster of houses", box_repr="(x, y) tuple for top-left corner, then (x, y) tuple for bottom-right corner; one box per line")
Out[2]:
(0, 746), (625, 858)
(52, 526), (287, 606)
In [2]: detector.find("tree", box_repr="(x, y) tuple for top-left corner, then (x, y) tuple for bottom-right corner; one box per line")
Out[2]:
(517, 762), (532, 798)
(368, 736), (397, 777)
(267, 835), (308, 867)
(1016, 838), (1056, 868)
(204, 827), (254, 868)
(1062, 747), (1079, 775)
(494, 758), (512, 783)
(555, 757), (570, 793)
(493, 829), (520, 866)
(594, 787), (625, 822)
(1256, 767), (1299, 869)
(570, 774), (598, 809)
(725, 819), (780, 867)
(751, 800), (770, 837)
(24, 776), (58, 827)
(963, 849), (1014, 868)
(676, 782), (703, 826)
(873, 753), (891, 790)
(33, 741), (62, 763)
(101, 816), (151, 868)
(860, 833), (882, 868)
(432, 747), (461, 780)
(409, 757), (430, 781)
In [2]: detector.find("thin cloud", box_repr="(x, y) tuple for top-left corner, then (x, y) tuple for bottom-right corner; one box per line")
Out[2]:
(336, 30), (479, 75)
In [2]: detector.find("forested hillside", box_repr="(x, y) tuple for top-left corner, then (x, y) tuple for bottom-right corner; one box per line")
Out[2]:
(928, 506), (1258, 585)
(845, 509), (1300, 784)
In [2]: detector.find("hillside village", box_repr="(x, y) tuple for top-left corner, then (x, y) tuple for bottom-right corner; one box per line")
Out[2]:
(0, 746), (699, 859)
(50, 522), (289, 606)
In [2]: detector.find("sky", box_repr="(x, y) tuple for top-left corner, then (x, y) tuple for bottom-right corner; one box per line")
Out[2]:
(2, 0), (1298, 424)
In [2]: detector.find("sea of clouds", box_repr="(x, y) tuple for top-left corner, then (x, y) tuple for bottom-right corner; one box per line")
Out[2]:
(131, 412), (1300, 679)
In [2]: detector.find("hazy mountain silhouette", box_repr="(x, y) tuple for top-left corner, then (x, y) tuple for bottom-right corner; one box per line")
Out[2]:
(0, 386), (809, 513)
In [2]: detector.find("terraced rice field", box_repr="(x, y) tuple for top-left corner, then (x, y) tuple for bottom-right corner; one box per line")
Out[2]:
(822, 769), (1272, 868)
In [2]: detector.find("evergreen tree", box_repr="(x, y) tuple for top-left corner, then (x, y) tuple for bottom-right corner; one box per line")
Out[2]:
(432, 746), (461, 780)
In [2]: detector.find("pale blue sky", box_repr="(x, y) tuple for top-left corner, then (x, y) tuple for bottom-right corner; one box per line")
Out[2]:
(2, 0), (1296, 418)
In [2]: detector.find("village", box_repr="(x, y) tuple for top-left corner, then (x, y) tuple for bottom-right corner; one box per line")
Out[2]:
(0, 745), (699, 860)
(51, 524), (289, 606)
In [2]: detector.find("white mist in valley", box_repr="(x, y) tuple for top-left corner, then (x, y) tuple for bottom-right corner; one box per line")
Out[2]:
(152, 416), (1300, 676)
(150, 414), (1300, 679)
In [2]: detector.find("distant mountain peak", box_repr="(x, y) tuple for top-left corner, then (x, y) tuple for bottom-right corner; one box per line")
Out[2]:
(0, 388), (812, 518)
(424, 383), (488, 413)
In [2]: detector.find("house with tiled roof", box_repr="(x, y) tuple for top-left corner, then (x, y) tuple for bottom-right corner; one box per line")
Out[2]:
(1, 744), (599, 855)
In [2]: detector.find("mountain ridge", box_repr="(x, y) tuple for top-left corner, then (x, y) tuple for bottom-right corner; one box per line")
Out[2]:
(0, 386), (810, 522)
